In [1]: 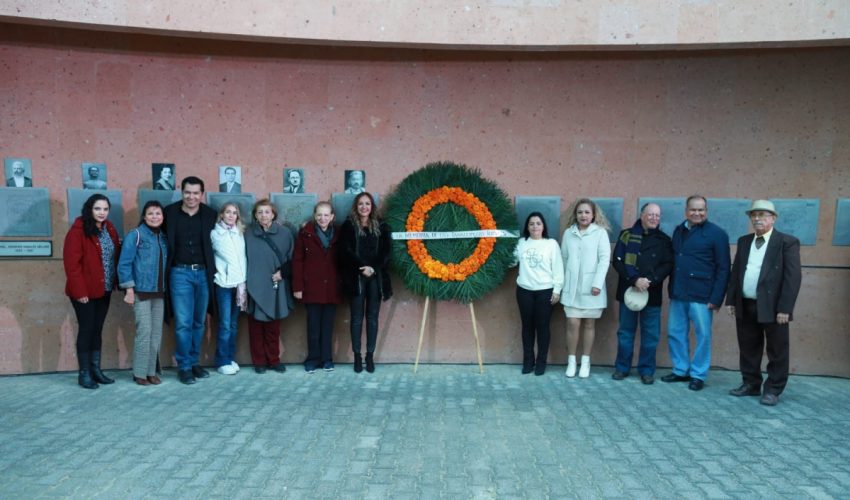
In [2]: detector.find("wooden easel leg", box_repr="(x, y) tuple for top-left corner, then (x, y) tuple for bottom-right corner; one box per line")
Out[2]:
(414, 296), (430, 373)
(469, 302), (484, 374)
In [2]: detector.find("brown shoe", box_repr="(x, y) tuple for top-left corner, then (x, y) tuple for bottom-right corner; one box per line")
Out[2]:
(147, 375), (162, 385)
(134, 376), (151, 386)
(729, 383), (760, 397)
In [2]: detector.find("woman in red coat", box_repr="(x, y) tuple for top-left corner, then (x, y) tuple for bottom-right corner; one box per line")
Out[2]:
(292, 201), (342, 373)
(63, 194), (121, 389)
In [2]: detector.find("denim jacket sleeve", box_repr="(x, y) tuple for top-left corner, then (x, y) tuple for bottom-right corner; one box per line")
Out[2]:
(117, 228), (140, 289)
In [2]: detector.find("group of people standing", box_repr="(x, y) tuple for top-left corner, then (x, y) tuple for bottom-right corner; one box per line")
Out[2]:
(63, 176), (392, 388)
(64, 180), (802, 407)
(514, 195), (801, 406)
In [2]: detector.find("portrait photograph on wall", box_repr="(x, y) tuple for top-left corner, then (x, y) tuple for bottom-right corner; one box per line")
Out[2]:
(151, 163), (176, 190)
(283, 168), (305, 194)
(81, 162), (108, 190)
(4, 157), (33, 188)
(219, 165), (242, 193)
(344, 169), (366, 194)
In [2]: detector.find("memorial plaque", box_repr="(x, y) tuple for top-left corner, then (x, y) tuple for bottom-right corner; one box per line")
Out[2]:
(515, 196), (561, 238)
(0, 187), (51, 236)
(332, 193), (380, 223)
(67, 188), (123, 235)
(0, 241), (52, 257)
(707, 198), (751, 240)
(637, 197), (686, 238)
(271, 193), (318, 229)
(591, 197), (623, 243)
(206, 193), (256, 224)
(770, 198), (819, 246)
(833, 199), (850, 246)
(138, 189), (181, 210)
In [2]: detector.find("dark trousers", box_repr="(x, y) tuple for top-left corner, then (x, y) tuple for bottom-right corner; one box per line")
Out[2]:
(350, 277), (381, 354)
(305, 303), (336, 368)
(70, 294), (112, 353)
(515, 286), (553, 367)
(737, 299), (790, 395)
(248, 317), (281, 366)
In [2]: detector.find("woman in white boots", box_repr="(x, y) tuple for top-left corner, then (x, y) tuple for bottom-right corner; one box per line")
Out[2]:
(560, 198), (611, 378)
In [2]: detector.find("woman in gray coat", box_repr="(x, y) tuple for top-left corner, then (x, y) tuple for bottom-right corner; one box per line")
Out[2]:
(244, 199), (294, 373)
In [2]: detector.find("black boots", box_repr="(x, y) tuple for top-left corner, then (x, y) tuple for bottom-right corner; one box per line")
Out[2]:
(353, 353), (363, 373)
(522, 355), (534, 374)
(90, 351), (115, 384)
(77, 351), (98, 389)
(365, 352), (375, 373)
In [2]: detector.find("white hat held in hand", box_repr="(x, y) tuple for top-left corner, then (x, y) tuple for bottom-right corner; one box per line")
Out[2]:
(624, 286), (649, 312)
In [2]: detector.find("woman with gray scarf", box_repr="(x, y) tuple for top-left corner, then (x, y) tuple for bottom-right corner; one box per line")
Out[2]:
(244, 199), (294, 373)
(292, 201), (342, 373)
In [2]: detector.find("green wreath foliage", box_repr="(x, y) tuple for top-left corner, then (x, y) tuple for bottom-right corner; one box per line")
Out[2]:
(383, 161), (518, 303)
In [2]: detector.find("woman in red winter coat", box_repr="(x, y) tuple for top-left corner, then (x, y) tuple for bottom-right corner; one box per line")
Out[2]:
(63, 194), (121, 389)
(292, 201), (342, 373)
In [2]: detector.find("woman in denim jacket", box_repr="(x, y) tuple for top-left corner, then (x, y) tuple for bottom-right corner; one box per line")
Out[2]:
(117, 200), (168, 386)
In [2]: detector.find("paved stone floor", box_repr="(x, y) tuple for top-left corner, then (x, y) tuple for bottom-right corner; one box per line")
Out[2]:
(1, 364), (849, 499)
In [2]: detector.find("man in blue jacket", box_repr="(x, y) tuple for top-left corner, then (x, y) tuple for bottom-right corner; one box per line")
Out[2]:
(662, 195), (730, 391)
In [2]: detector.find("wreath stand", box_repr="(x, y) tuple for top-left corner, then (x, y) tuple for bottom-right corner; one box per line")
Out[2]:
(413, 296), (484, 374)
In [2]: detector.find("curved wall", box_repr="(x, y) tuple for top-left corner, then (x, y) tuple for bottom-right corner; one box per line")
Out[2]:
(0, 24), (848, 376)
(1, 0), (848, 49)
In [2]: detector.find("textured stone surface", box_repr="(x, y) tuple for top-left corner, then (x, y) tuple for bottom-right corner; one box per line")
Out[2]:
(1, 365), (849, 498)
(0, 1), (848, 48)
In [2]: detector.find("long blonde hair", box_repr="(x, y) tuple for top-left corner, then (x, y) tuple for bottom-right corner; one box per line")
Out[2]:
(348, 192), (381, 236)
(564, 198), (610, 231)
(217, 202), (245, 233)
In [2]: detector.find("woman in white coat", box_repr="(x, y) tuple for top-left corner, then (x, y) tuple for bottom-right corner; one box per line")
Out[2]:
(210, 202), (248, 375)
(560, 198), (611, 378)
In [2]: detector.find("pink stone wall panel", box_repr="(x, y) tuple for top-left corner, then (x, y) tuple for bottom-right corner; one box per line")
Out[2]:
(0, 27), (848, 375)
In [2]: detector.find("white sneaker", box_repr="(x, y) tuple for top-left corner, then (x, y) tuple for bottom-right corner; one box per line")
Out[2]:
(565, 355), (577, 377)
(578, 355), (591, 378)
(217, 364), (237, 375)
(230, 361), (240, 372)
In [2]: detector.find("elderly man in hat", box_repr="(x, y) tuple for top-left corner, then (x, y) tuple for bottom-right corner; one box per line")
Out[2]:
(726, 200), (801, 406)
(611, 202), (674, 384)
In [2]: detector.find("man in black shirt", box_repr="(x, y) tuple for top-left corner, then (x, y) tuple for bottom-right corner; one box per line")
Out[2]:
(164, 176), (218, 384)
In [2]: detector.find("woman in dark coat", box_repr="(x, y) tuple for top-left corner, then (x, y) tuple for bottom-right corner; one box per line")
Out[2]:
(292, 201), (341, 373)
(63, 193), (121, 389)
(244, 199), (294, 373)
(339, 192), (392, 373)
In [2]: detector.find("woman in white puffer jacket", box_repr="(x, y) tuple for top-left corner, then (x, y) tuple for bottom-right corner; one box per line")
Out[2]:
(210, 202), (248, 375)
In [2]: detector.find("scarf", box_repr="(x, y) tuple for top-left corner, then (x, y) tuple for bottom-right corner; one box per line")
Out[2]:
(317, 224), (333, 249)
(615, 219), (644, 281)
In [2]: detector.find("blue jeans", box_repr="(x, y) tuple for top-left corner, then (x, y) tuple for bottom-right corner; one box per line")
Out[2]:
(214, 285), (239, 368)
(614, 302), (661, 376)
(667, 299), (713, 381)
(170, 267), (209, 371)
